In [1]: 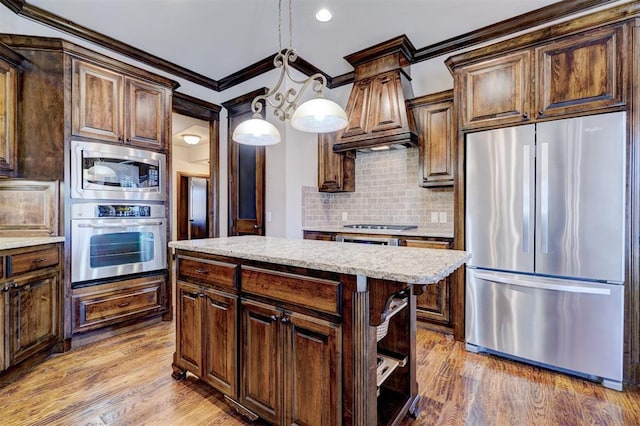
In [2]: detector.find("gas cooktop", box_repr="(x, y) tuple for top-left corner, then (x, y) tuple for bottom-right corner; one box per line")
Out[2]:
(343, 224), (418, 231)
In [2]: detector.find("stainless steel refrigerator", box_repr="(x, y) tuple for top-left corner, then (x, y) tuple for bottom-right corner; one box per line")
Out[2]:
(465, 112), (625, 390)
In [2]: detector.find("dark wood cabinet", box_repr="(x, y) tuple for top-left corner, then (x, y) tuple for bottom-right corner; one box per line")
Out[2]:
(535, 25), (625, 118)
(0, 243), (63, 379)
(240, 297), (341, 426)
(7, 270), (60, 365)
(0, 56), (18, 177)
(456, 51), (531, 130)
(402, 239), (451, 325)
(72, 59), (169, 149)
(173, 254), (239, 398)
(174, 279), (238, 398)
(452, 23), (628, 130)
(318, 131), (355, 192)
(409, 90), (455, 187)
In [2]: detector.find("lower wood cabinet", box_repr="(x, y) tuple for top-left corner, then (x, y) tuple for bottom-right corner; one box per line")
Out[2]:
(71, 274), (166, 334)
(173, 280), (238, 398)
(240, 298), (341, 426)
(0, 243), (63, 380)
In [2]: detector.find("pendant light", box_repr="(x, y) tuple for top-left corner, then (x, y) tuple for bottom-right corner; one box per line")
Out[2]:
(232, 0), (347, 146)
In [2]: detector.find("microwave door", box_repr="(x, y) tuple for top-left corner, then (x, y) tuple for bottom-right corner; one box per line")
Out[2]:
(465, 125), (535, 273)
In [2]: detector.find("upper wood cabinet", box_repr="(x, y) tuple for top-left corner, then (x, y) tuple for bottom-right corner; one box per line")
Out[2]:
(450, 22), (628, 130)
(408, 90), (455, 187)
(456, 51), (531, 130)
(318, 131), (355, 193)
(72, 59), (169, 149)
(0, 55), (18, 177)
(535, 25), (625, 118)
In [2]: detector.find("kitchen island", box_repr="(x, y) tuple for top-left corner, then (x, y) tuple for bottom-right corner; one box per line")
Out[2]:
(169, 236), (469, 425)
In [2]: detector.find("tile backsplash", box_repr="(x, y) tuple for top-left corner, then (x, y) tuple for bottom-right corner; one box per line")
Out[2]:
(302, 147), (454, 234)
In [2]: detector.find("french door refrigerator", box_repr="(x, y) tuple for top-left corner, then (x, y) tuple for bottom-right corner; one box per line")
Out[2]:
(465, 112), (625, 390)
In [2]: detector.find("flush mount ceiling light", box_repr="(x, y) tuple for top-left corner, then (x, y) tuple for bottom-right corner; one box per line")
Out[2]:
(232, 0), (347, 146)
(315, 8), (333, 22)
(182, 134), (201, 145)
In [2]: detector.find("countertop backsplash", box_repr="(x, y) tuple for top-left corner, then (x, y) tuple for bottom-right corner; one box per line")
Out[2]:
(302, 147), (454, 235)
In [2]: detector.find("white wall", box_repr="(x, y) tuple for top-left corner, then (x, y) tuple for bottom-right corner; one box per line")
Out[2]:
(171, 144), (209, 241)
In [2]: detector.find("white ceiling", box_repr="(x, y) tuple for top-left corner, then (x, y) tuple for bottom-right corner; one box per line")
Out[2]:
(27, 0), (562, 80)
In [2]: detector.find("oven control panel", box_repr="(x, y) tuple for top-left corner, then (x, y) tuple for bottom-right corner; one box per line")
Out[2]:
(96, 204), (151, 217)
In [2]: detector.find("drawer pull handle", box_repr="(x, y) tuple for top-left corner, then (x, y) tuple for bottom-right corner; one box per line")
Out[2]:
(118, 302), (131, 308)
(195, 268), (209, 275)
(32, 258), (46, 264)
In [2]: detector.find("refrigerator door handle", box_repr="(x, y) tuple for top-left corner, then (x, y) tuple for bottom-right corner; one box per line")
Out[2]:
(540, 142), (549, 253)
(522, 144), (531, 253)
(472, 270), (612, 295)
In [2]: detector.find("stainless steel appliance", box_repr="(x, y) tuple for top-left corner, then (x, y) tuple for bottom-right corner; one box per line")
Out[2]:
(71, 140), (166, 201)
(465, 112), (626, 390)
(70, 203), (167, 284)
(336, 234), (400, 245)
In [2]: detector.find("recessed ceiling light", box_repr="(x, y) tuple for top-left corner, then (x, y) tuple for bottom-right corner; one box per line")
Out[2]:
(182, 134), (201, 145)
(315, 8), (333, 22)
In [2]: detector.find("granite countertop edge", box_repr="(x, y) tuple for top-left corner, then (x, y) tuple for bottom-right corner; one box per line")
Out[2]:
(0, 236), (65, 250)
(169, 236), (469, 285)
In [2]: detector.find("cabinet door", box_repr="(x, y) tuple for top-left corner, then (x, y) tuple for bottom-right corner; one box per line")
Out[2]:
(0, 60), (17, 176)
(0, 288), (5, 371)
(240, 299), (282, 425)
(458, 51), (531, 129)
(72, 60), (124, 142)
(318, 131), (355, 193)
(368, 71), (408, 133)
(536, 25), (625, 118)
(202, 287), (237, 398)
(413, 95), (454, 187)
(175, 281), (203, 377)
(284, 311), (341, 426)
(125, 77), (167, 149)
(8, 271), (59, 365)
(404, 239), (451, 324)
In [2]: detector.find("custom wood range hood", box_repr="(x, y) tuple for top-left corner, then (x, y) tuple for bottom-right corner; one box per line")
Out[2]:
(333, 36), (418, 153)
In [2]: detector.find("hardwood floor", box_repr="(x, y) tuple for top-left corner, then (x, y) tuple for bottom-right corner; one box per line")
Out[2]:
(1, 320), (639, 425)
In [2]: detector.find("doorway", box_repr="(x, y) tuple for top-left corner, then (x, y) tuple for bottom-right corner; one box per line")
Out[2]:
(171, 92), (221, 240)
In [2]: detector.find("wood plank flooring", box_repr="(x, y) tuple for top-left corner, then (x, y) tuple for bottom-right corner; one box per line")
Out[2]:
(1, 320), (639, 425)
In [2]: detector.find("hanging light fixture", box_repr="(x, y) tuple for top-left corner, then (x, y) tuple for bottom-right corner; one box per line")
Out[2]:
(232, 0), (347, 146)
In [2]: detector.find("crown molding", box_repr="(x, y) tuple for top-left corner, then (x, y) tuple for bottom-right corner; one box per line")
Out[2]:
(0, 0), (624, 93)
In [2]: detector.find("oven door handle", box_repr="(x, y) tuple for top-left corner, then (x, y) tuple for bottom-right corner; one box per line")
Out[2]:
(77, 221), (164, 228)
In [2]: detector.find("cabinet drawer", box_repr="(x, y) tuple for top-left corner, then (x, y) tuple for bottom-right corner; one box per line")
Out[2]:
(72, 275), (165, 333)
(403, 239), (451, 250)
(7, 246), (59, 276)
(242, 266), (341, 315)
(177, 256), (238, 290)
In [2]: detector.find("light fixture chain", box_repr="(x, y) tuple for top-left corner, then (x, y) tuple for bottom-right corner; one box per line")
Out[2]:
(278, 0), (282, 51)
(288, 0), (293, 48)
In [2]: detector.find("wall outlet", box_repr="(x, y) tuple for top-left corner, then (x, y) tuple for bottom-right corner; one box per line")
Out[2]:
(431, 212), (438, 223)
(266, 211), (272, 223)
(342, 212), (348, 222)
(439, 212), (447, 223)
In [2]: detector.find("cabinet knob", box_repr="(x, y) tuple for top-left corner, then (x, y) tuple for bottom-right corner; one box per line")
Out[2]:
(522, 112), (529, 119)
(538, 110), (544, 116)
(269, 315), (278, 322)
(126, 137), (131, 143)
(118, 136), (124, 142)
(253, 224), (262, 230)
(195, 268), (208, 275)
(281, 317), (290, 324)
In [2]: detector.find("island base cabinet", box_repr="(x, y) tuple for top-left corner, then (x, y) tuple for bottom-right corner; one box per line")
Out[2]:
(173, 280), (238, 399)
(240, 298), (342, 426)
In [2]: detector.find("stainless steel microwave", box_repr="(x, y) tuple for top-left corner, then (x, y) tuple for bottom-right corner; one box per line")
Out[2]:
(71, 140), (166, 201)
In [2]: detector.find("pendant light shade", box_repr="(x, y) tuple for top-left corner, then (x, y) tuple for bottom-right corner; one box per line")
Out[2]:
(291, 97), (348, 133)
(232, 117), (281, 146)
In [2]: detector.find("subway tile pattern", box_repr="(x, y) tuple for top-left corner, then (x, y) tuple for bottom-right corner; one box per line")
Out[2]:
(302, 147), (454, 234)
(170, 236), (469, 284)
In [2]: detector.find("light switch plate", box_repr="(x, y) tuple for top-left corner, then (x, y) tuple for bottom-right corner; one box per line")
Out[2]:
(431, 212), (438, 223)
(439, 212), (447, 223)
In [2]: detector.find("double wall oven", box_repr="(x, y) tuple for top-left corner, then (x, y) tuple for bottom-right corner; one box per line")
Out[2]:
(70, 140), (167, 287)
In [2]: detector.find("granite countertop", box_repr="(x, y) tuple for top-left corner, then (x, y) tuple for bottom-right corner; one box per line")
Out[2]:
(301, 225), (453, 239)
(169, 236), (469, 284)
(0, 236), (65, 251)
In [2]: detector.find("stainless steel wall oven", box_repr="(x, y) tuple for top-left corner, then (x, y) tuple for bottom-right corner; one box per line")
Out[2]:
(70, 203), (167, 285)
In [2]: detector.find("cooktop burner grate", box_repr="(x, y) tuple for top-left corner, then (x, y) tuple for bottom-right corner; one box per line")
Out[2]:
(343, 224), (418, 231)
